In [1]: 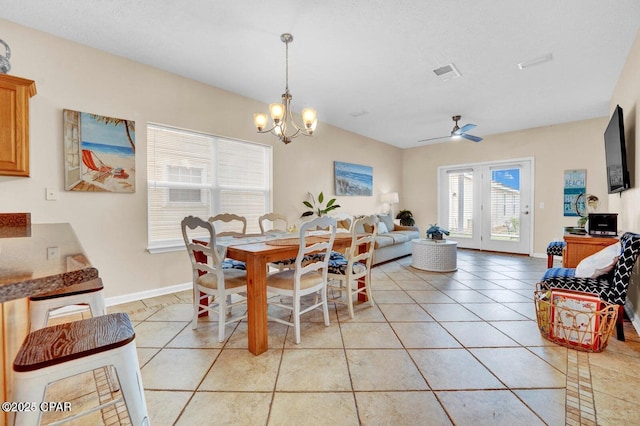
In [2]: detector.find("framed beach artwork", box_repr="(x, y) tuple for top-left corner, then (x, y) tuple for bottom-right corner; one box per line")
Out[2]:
(63, 109), (135, 193)
(563, 169), (586, 216)
(334, 161), (373, 196)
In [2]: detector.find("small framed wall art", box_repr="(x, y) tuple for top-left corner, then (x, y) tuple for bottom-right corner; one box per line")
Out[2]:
(334, 161), (373, 196)
(63, 109), (135, 193)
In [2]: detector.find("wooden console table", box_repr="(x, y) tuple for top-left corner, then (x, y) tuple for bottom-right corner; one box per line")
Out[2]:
(562, 233), (618, 268)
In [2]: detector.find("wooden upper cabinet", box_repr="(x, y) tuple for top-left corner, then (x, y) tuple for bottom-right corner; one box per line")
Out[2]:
(0, 74), (36, 177)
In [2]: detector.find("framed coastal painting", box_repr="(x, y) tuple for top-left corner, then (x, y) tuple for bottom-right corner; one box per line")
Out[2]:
(563, 169), (585, 216)
(63, 109), (135, 193)
(334, 161), (373, 196)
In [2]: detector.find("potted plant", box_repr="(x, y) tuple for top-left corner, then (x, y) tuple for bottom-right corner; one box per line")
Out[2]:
(426, 224), (450, 241)
(301, 192), (340, 217)
(395, 209), (415, 226)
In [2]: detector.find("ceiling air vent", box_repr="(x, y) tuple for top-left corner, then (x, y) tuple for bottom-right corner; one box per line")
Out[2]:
(433, 63), (461, 81)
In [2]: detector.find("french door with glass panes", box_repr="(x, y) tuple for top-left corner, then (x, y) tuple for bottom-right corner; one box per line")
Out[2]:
(438, 158), (533, 254)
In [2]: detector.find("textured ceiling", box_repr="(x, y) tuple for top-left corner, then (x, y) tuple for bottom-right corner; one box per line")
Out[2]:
(2, 0), (640, 148)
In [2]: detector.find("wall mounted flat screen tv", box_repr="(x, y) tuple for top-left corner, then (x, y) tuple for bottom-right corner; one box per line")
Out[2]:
(604, 105), (631, 194)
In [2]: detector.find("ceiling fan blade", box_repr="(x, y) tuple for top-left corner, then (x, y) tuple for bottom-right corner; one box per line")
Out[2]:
(457, 123), (477, 134)
(460, 133), (483, 143)
(418, 135), (450, 143)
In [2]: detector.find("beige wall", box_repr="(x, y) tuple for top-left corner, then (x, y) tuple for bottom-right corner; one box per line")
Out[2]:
(402, 117), (609, 255)
(2, 18), (637, 306)
(610, 29), (640, 324)
(0, 20), (402, 299)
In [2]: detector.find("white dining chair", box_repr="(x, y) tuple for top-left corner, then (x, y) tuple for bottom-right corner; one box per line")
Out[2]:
(259, 212), (297, 272)
(258, 212), (289, 234)
(208, 213), (247, 237)
(327, 214), (378, 318)
(181, 215), (248, 342)
(266, 215), (337, 344)
(330, 212), (354, 233)
(208, 213), (248, 270)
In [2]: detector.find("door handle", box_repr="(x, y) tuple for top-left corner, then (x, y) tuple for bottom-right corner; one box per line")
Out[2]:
(523, 211), (530, 215)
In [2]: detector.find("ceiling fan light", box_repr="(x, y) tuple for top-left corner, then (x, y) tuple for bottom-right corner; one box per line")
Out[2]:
(253, 113), (268, 131)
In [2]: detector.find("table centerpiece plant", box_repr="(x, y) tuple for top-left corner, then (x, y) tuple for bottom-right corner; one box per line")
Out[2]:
(426, 224), (450, 241)
(301, 192), (340, 218)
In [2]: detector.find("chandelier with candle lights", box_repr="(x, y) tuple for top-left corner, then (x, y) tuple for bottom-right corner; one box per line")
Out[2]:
(253, 33), (317, 144)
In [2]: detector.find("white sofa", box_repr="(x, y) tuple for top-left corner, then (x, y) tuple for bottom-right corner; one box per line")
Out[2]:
(353, 214), (420, 265)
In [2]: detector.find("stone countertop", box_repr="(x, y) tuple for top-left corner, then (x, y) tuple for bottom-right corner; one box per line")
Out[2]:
(0, 223), (98, 303)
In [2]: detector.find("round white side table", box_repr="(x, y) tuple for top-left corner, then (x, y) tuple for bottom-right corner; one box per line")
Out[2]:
(411, 239), (458, 272)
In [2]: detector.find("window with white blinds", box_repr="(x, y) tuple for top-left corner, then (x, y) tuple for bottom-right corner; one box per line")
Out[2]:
(147, 124), (272, 252)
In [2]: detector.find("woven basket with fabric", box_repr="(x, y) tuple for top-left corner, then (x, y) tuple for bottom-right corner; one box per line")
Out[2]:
(534, 283), (618, 352)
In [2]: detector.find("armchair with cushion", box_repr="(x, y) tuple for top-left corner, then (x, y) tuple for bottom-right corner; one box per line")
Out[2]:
(540, 232), (640, 341)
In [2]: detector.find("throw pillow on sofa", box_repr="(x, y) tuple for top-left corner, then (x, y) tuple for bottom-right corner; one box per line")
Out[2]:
(378, 221), (388, 234)
(378, 214), (395, 232)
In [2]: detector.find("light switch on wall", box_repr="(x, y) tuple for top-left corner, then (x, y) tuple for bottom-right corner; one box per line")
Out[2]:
(539, 202), (545, 209)
(45, 188), (58, 201)
(47, 246), (59, 260)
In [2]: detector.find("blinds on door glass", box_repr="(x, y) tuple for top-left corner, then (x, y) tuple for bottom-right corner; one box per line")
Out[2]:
(446, 169), (473, 238)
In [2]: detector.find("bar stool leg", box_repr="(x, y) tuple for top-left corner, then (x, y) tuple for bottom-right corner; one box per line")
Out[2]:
(111, 342), (150, 426)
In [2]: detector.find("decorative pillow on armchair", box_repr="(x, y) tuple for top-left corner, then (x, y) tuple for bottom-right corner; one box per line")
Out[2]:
(575, 242), (621, 278)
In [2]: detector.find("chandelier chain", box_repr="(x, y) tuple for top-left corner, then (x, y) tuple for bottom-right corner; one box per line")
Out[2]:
(285, 39), (289, 93)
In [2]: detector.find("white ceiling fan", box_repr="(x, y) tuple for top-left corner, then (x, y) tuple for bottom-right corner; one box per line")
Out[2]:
(418, 115), (483, 143)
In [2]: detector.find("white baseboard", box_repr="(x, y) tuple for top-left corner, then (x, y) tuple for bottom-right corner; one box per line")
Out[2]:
(105, 281), (191, 307)
(48, 282), (192, 319)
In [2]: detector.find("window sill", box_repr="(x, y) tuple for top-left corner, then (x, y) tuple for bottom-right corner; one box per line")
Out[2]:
(147, 243), (185, 254)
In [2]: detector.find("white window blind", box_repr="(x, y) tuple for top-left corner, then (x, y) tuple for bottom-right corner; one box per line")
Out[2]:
(446, 169), (474, 238)
(147, 124), (271, 251)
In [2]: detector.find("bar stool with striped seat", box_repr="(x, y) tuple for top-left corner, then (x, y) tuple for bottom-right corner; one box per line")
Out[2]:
(546, 241), (566, 268)
(28, 277), (106, 332)
(11, 313), (149, 426)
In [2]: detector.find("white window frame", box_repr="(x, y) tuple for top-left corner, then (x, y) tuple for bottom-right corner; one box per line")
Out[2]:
(147, 123), (272, 253)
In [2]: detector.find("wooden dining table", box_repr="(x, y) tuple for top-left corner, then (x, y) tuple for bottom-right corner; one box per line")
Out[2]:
(220, 233), (353, 355)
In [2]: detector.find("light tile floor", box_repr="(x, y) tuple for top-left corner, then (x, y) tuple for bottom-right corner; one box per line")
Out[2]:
(44, 249), (640, 425)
